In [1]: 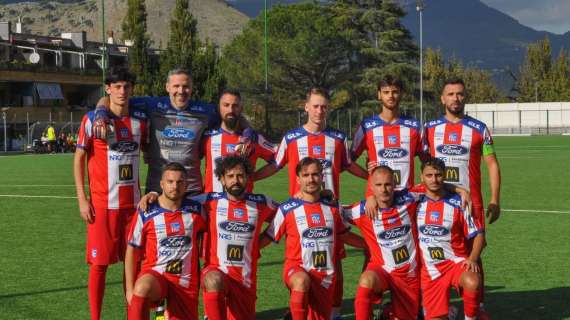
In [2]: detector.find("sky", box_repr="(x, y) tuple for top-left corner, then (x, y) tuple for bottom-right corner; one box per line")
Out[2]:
(226, 0), (570, 35)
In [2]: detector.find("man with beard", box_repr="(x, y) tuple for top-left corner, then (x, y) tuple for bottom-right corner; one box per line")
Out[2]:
(202, 89), (275, 193)
(423, 78), (500, 318)
(192, 155), (278, 320)
(125, 162), (206, 320)
(263, 157), (366, 320)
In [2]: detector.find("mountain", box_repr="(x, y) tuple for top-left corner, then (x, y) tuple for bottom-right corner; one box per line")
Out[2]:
(225, 0), (570, 72)
(0, 0), (249, 48)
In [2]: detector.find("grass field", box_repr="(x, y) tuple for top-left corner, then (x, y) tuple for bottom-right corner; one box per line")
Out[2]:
(1, 135), (569, 319)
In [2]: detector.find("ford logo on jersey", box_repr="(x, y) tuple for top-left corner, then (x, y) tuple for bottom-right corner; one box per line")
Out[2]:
(378, 148), (408, 159)
(436, 144), (468, 156)
(219, 221), (255, 233)
(162, 127), (196, 140)
(378, 225), (411, 241)
(302, 227), (333, 239)
(110, 141), (138, 153)
(419, 225), (450, 237)
(159, 235), (191, 248)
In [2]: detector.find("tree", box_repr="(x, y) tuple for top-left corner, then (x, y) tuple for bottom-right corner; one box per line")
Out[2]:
(516, 37), (552, 102)
(122, 0), (153, 95)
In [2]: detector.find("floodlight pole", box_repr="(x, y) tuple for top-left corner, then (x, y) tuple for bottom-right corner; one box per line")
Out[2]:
(417, 0), (424, 130)
(264, 0), (269, 92)
(101, 0), (106, 92)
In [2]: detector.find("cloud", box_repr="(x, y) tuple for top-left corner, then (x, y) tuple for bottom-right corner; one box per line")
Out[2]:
(482, 0), (570, 34)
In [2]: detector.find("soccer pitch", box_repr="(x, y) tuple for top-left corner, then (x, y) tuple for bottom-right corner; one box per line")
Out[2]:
(0, 135), (569, 319)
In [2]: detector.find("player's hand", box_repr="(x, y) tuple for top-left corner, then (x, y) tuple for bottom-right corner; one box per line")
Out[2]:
(461, 259), (480, 273)
(486, 203), (500, 224)
(364, 195), (379, 220)
(93, 110), (112, 141)
(456, 188), (472, 213)
(366, 161), (378, 173)
(138, 192), (159, 212)
(79, 198), (95, 224)
(236, 128), (256, 157)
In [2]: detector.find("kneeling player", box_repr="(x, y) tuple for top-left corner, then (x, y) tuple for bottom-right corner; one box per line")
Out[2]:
(344, 166), (420, 320)
(125, 163), (206, 320)
(264, 157), (366, 320)
(417, 158), (485, 320)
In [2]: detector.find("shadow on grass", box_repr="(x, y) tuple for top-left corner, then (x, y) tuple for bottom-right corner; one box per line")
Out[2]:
(256, 298), (356, 320)
(0, 281), (122, 300)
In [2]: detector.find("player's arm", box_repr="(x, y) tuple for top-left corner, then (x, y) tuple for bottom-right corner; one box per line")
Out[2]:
(484, 153), (501, 224)
(258, 232), (273, 249)
(73, 147), (94, 223)
(346, 162), (368, 179)
(252, 163), (279, 181)
(339, 231), (367, 249)
(463, 232), (485, 273)
(138, 191), (160, 211)
(124, 244), (142, 304)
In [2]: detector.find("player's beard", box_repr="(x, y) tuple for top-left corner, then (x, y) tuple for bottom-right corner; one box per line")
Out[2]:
(164, 190), (183, 202)
(302, 182), (321, 196)
(223, 114), (239, 131)
(226, 183), (246, 197)
(446, 104), (464, 116)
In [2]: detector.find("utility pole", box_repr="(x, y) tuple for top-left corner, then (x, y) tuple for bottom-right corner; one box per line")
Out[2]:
(416, 0), (425, 129)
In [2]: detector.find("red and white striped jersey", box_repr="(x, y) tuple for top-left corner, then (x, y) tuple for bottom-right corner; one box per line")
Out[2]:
(128, 199), (206, 288)
(342, 191), (419, 277)
(77, 110), (148, 209)
(423, 116), (495, 207)
(191, 192), (277, 289)
(351, 115), (422, 191)
(416, 193), (480, 281)
(275, 127), (351, 198)
(265, 198), (349, 288)
(202, 128), (275, 193)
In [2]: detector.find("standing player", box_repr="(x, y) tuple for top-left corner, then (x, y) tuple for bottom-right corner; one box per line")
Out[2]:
(125, 163), (206, 320)
(423, 77), (501, 315)
(196, 155), (278, 320)
(344, 166), (421, 320)
(73, 67), (147, 320)
(264, 157), (366, 320)
(351, 75), (423, 193)
(202, 89), (275, 193)
(416, 158), (484, 320)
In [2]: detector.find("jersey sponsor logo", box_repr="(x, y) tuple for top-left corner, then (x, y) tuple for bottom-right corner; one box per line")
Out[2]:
(419, 225), (450, 237)
(133, 111), (146, 119)
(109, 154), (124, 161)
(219, 233), (232, 240)
(444, 166), (460, 182)
(302, 240), (316, 248)
(286, 131), (303, 140)
(110, 141), (139, 153)
(159, 235), (191, 248)
(302, 227), (333, 239)
(312, 251), (328, 268)
(393, 170), (401, 185)
(428, 247), (445, 260)
(403, 119), (418, 127)
(436, 144), (468, 156)
(181, 203), (201, 213)
(391, 245), (410, 264)
(282, 201), (300, 211)
(449, 197), (462, 207)
(119, 164), (133, 181)
(467, 120), (482, 130)
(218, 221), (255, 233)
(318, 158), (333, 169)
(378, 148), (409, 159)
(247, 194), (265, 202)
(162, 127), (196, 140)
(377, 225), (411, 241)
(165, 259), (183, 274)
(157, 102), (169, 111)
(227, 244), (244, 261)
(364, 120), (378, 129)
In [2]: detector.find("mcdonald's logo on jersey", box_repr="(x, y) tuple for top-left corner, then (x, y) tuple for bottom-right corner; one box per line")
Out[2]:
(393, 170), (401, 185)
(428, 247), (445, 260)
(227, 244), (244, 262)
(119, 164), (133, 181)
(312, 251), (327, 268)
(444, 166), (460, 182)
(391, 246), (410, 264)
(165, 259), (182, 274)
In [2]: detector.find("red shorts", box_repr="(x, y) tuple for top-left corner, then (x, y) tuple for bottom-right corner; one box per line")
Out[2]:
(333, 259), (344, 308)
(86, 207), (136, 265)
(365, 263), (420, 320)
(284, 265), (335, 320)
(202, 266), (257, 320)
(421, 262), (465, 320)
(141, 270), (199, 320)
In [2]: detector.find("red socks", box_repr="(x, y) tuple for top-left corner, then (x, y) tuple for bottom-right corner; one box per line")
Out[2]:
(88, 265), (108, 320)
(128, 294), (149, 320)
(463, 289), (480, 318)
(354, 286), (375, 320)
(203, 291), (227, 320)
(289, 290), (308, 320)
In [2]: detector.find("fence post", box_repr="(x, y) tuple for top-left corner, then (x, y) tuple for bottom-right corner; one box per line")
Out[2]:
(26, 112), (30, 147)
(518, 110), (522, 134)
(2, 112), (6, 152)
(492, 111), (495, 130)
(49, 112), (52, 124)
(348, 109), (352, 135)
(546, 110), (549, 135)
(336, 111), (340, 130)
(70, 112), (74, 135)
(298, 110), (301, 127)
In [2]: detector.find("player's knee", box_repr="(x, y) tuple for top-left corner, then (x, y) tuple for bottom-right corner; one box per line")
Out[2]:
(133, 278), (155, 297)
(203, 270), (225, 292)
(358, 271), (377, 289)
(462, 272), (481, 291)
(288, 271), (311, 292)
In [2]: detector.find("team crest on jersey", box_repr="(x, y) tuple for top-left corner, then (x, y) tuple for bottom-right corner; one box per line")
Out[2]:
(312, 146), (322, 155)
(428, 211), (440, 223)
(310, 213), (321, 224)
(226, 144), (237, 153)
(388, 135), (397, 145)
(233, 208), (245, 218)
(170, 222), (180, 233)
(448, 133), (458, 142)
(119, 128), (129, 138)
(388, 217), (397, 224)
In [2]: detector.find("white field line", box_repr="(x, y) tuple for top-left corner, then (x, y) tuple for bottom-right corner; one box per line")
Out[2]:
(0, 184), (78, 187)
(502, 209), (570, 214)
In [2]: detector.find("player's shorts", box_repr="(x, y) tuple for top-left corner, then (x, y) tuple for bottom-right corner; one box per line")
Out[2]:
(365, 263), (420, 320)
(86, 207), (136, 265)
(333, 259), (344, 308)
(202, 266), (257, 320)
(421, 262), (466, 320)
(141, 270), (199, 320)
(283, 265), (335, 320)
